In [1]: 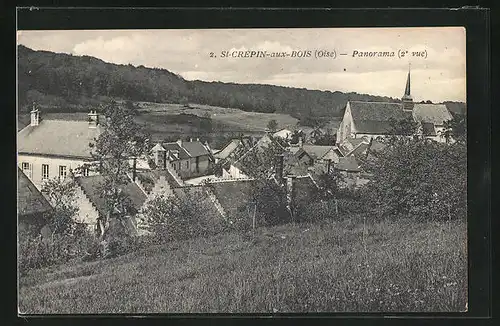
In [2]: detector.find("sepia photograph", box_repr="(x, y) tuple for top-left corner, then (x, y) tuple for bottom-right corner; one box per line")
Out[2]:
(17, 25), (467, 314)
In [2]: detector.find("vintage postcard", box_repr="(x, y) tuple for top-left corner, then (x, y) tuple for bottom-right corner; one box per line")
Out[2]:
(17, 26), (467, 314)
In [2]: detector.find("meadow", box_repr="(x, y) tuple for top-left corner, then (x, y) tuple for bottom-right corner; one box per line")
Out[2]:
(18, 216), (467, 314)
(18, 102), (300, 143)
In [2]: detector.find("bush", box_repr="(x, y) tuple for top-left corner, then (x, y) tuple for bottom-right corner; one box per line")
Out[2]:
(142, 191), (228, 244)
(18, 226), (99, 275)
(361, 139), (467, 221)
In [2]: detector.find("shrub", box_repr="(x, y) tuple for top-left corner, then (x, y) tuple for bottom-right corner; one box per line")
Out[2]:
(142, 191), (228, 244)
(18, 226), (99, 275)
(361, 139), (466, 221)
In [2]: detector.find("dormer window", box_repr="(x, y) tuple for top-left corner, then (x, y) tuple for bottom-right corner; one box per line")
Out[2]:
(171, 150), (179, 159)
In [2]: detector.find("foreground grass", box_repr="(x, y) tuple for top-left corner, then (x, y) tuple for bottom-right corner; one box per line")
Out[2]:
(18, 217), (467, 314)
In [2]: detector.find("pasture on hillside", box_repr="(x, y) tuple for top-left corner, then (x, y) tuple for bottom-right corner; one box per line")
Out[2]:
(18, 217), (467, 314)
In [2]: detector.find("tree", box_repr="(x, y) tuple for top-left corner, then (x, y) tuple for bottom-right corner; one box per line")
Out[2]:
(89, 100), (147, 239)
(362, 138), (466, 221)
(310, 127), (323, 142)
(267, 119), (278, 133)
(442, 114), (467, 143)
(388, 116), (419, 137)
(142, 191), (228, 242)
(41, 178), (80, 236)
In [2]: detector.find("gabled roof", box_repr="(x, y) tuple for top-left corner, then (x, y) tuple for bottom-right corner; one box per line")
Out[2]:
(214, 139), (241, 159)
(301, 145), (337, 160)
(75, 175), (147, 216)
(335, 156), (361, 172)
(348, 101), (413, 134)
(421, 122), (438, 136)
(17, 168), (52, 217)
(151, 143), (166, 152)
(18, 119), (102, 158)
(162, 143), (191, 160)
(182, 141), (210, 157)
(412, 103), (453, 126)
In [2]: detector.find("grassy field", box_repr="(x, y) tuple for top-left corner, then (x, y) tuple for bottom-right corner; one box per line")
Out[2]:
(135, 102), (300, 132)
(18, 102), (300, 142)
(18, 217), (467, 314)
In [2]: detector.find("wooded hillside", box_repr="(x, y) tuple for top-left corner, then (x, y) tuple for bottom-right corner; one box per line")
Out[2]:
(18, 45), (466, 118)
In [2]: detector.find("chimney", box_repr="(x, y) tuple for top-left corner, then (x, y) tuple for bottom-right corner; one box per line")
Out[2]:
(275, 154), (284, 181)
(132, 157), (137, 181)
(30, 103), (40, 126)
(176, 139), (183, 148)
(88, 110), (99, 128)
(298, 137), (303, 147)
(327, 159), (332, 174)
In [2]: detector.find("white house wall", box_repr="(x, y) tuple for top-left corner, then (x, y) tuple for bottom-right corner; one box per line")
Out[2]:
(73, 183), (100, 227)
(17, 154), (93, 190)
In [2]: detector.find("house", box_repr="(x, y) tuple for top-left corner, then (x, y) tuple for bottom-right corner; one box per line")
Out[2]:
(272, 128), (293, 140)
(73, 174), (147, 234)
(295, 145), (343, 166)
(209, 154), (319, 223)
(213, 137), (256, 163)
(222, 134), (284, 179)
(336, 69), (454, 144)
(334, 156), (363, 189)
(17, 107), (101, 190)
(17, 168), (53, 232)
(149, 138), (213, 180)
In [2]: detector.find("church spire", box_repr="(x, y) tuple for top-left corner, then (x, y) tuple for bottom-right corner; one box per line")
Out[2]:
(403, 63), (412, 99)
(402, 64), (414, 111)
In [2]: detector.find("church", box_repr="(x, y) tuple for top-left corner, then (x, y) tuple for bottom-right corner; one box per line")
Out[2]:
(336, 68), (454, 144)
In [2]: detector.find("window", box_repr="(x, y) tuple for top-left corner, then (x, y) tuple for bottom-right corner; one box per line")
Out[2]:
(42, 164), (49, 180)
(186, 161), (189, 169)
(83, 167), (89, 177)
(21, 162), (32, 178)
(59, 165), (67, 180)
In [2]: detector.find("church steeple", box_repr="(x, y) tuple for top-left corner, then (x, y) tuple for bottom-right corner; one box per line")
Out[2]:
(402, 64), (414, 111)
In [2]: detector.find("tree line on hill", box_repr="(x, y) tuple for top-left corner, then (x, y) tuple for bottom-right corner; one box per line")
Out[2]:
(20, 45), (456, 122)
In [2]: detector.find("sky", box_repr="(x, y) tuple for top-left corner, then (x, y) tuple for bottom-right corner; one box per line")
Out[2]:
(17, 27), (466, 103)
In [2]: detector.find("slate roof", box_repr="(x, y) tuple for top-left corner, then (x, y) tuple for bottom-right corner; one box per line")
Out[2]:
(412, 104), (453, 126)
(335, 156), (361, 172)
(18, 119), (102, 158)
(162, 143), (191, 160)
(348, 101), (413, 134)
(75, 175), (147, 216)
(421, 122), (438, 136)
(17, 168), (52, 217)
(214, 139), (241, 159)
(301, 145), (337, 160)
(182, 141), (210, 157)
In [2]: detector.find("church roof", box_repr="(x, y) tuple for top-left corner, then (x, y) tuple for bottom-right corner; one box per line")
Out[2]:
(412, 104), (453, 126)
